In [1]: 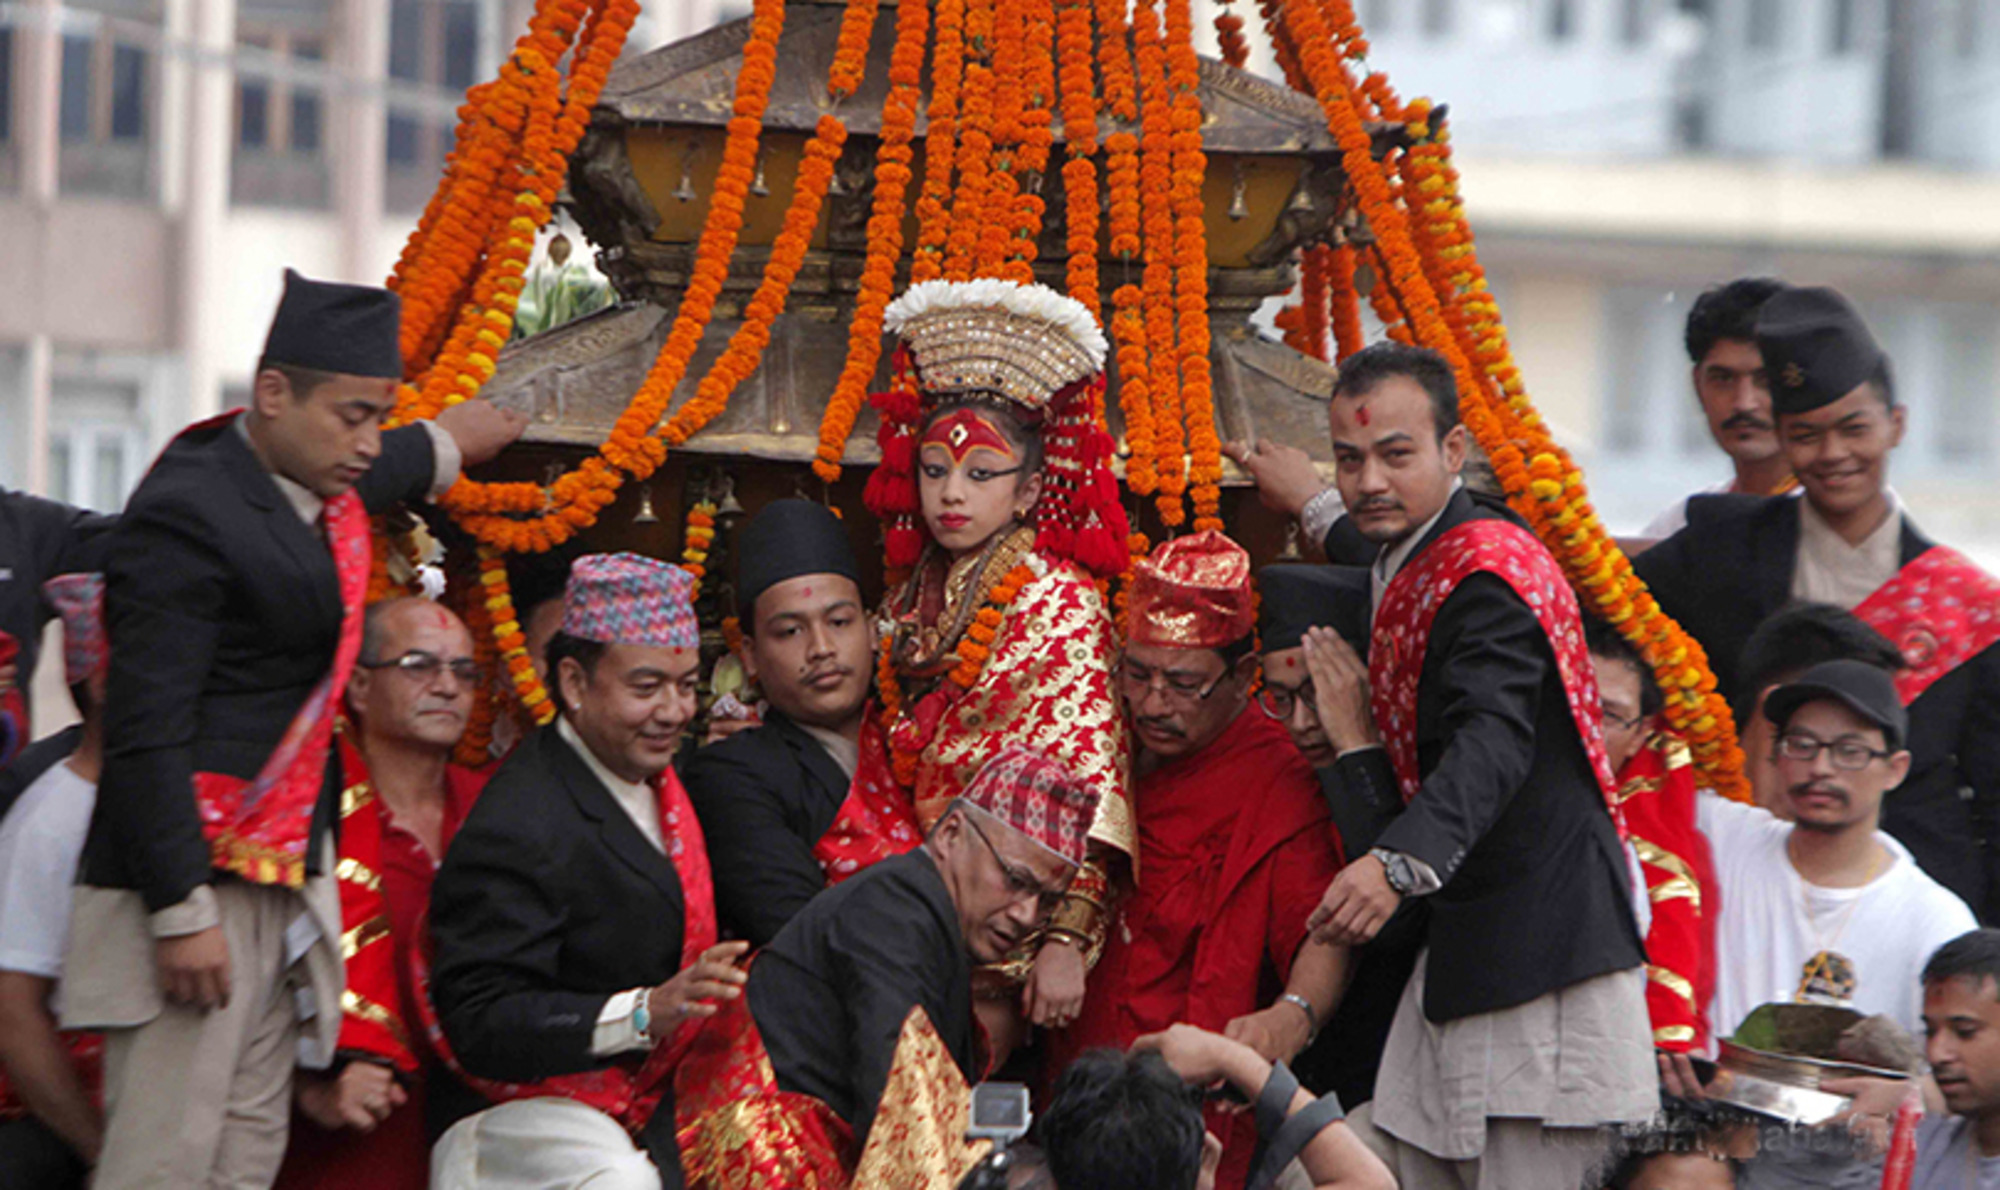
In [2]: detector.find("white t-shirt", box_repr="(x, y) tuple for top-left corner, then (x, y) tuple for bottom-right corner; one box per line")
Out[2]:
(1698, 793), (1977, 1044)
(0, 760), (98, 979)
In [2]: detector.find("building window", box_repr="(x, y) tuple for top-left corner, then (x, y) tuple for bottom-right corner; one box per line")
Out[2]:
(1548, 0), (1577, 41)
(384, 0), (485, 212)
(1828, 0), (1858, 54)
(231, 23), (331, 209)
(1420, 0), (1455, 38)
(1747, 0), (1783, 49)
(48, 377), (144, 514)
(56, 2), (158, 199)
(1621, 0), (1651, 44)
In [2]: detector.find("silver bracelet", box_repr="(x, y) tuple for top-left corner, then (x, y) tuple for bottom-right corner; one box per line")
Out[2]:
(1298, 486), (1345, 549)
(1278, 992), (1319, 1038)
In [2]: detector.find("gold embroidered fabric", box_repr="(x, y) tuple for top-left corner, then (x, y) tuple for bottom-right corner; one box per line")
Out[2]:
(911, 555), (1134, 862)
(850, 1008), (993, 1189)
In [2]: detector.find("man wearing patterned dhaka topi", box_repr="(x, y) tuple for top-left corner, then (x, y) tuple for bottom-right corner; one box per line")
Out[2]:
(676, 744), (1100, 1189)
(1051, 529), (1348, 1190)
(428, 554), (749, 1190)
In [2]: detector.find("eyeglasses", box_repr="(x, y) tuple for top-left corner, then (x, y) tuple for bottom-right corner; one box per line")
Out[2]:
(1119, 659), (1229, 706)
(359, 650), (481, 686)
(961, 810), (1064, 917)
(1775, 732), (1893, 771)
(1257, 678), (1315, 721)
(1601, 707), (1647, 734)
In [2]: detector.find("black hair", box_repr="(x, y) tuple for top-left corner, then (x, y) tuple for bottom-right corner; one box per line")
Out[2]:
(257, 359), (339, 400)
(1038, 1049), (1205, 1190)
(1330, 342), (1461, 443)
(1583, 617), (1663, 718)
(544, 630), (607, 714)
(1683, 277), (1787, 365)
(1923, 928), (2000, 996)
(921, 398), (1046, 478)
(1734, 603), (1904, 723)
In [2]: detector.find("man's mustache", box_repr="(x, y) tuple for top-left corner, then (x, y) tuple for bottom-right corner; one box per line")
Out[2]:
(1135, 716), (1185, 738)
(1354, 496), (1403, 515)
(1787, 781), (1848, 805)
(1722, 412), (1772, 434)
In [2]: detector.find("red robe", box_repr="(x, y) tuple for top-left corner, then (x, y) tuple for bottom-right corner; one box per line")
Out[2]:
(1054, 709), (1342, 1190)
(273, 742), (488, 1190)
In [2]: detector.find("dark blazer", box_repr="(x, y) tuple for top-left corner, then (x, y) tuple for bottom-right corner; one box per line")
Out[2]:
(1635, 494), (2000, 918)
(682, 711), (852, 946)
(0, 488), (115, 691)
(1365, 489), (1645, 1022)
(87, 417), (436, 910)
(748, 848), (974, 1147)
(429, 724), (690, 1177)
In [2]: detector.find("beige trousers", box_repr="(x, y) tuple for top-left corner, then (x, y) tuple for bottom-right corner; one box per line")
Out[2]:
(69, 866), (342, 1190)
(1347, 1101), (1615, 1190)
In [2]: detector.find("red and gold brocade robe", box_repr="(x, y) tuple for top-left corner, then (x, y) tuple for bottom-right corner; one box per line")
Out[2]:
(676, 995), (990, 1190)
(1617, 730), (1717, 1054)
(275, 732), (488, 1190)
(878, 530), (1134, 967)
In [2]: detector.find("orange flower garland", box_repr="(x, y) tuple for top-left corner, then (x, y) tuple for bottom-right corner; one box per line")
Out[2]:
(1297, 243), (1331, 361)
(944, 0), (999, 280)
(1133, 0), (1184, 526)
(876, 562), (1039, 785)
(1329, 241), (1365, 360)
(1056, 0), (1101, 318)
(912, 0), (967, 283)
(680, 500), (718, 591)
(813, 0), (928, 484)
(1216, 0), (1251, 68)
(478, 547), (556, 728)
(1164, 0), (1222, 531)
(455, 558), (503, 765)
(441, 0), (790, 551)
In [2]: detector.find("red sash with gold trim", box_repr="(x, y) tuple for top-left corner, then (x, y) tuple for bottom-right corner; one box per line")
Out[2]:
(330, 731), (419, 1073)
(0, 633), (24, 769)
(1369, 518), (1622, 826)
(1853, 545), (2000, 707)
(410, 764), (718, 1131)
(812, 717), (922, 886)
(1618, 732), (1713, 1053)
(194, 489), (370, 887)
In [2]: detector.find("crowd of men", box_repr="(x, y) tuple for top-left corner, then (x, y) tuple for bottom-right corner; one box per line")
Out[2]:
(0, 264), (1995, 1190)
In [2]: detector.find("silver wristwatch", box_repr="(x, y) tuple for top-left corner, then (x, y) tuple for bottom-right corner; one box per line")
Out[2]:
(1369, 847), (1417, 896)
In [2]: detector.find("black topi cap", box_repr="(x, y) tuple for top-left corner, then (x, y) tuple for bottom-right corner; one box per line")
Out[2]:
(260, 268), (404, 380)
(1763, 659), (1907, 750)
(1256, 564), (1372, 656)
(737, 499), (862, 625)
(1755, 286), (1887, 417)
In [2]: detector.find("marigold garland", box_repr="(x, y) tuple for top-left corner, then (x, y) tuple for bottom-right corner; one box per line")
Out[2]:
(943, 0), (999, 280)
(1132, 0), (1184, 526)
(912, 0), (968, 283)
(680, 500), (718, 591)
(1164, 0), (1222, 531)
(812, 0), (928, 483)
(477, 547), (556, 730)
(1329, 240), (1365, 360)
(455, 558), (503, 765)
(1216, 0), (1251, 67)
(1297, 243), (1331, 362)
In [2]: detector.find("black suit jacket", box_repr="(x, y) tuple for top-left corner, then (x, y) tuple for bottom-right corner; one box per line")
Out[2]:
(1635, 494), (2000, 918)
(0, 489), (115, 691)
(86, 417), (436, 910)
(1364, 489), (1645, 1022)
(682, 712), (852, 946)
(430, 724), (691, 1177)
(748, 848), (974, 1147)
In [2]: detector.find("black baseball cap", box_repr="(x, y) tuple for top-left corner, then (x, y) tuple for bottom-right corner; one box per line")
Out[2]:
(1763, 659), (1907, 750)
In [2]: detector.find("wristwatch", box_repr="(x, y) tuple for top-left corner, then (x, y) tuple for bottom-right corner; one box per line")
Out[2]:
(1369, 847), (1417, 896)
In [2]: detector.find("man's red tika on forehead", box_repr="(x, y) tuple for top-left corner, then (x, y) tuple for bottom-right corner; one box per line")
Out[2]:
(1356, 401), (1371, 427)
(920, 408), (1017, 466)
